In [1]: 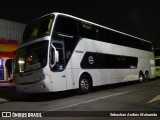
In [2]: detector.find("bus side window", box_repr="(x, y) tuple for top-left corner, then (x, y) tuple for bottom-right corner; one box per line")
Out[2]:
(110, 31), (123, 45)
(78, 21), (96, 40)
(54, 15), (78, 36)
(97, 26), (111, 43)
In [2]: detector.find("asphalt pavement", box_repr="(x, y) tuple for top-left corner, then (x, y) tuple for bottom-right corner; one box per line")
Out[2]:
(0, 87), (17, 103)
(0, 77), (159, 104)
(0, 78), (160, 120)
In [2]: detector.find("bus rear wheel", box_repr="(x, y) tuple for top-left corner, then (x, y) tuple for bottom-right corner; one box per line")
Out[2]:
(139, 72), (145, 83)
(145, 71), (149, 81)
(79, 75), (91, 94)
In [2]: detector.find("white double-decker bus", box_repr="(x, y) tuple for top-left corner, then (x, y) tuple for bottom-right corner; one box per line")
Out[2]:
(14, 12), (155, 94)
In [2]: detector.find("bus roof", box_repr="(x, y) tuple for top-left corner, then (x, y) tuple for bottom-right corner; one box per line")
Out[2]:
(31, 12), (152, 44)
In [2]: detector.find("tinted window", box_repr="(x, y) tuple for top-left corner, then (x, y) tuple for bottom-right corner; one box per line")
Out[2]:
(131, 38), (140, 49)
(122, 35), (132, 47)
(78, 21), (96, 39)
(52, 32), (80, 67)
(22, 15), (54, 43)
(81, 52), (138, 69)
(97, 27), (111, 42)
(54, 16), (78, 36)
(15, 41), (48, 73)
(110, 31), (123, 45)
(143, 42), (153, 51)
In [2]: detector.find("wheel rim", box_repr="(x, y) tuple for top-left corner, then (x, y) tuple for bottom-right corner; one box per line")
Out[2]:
(80, 79), (89, 92)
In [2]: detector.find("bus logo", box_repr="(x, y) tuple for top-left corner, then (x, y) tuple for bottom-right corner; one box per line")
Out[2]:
(88, 56), (94, 64)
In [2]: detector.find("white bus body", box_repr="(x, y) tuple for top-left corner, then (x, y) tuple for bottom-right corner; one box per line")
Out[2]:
(14, 12), (155, 93)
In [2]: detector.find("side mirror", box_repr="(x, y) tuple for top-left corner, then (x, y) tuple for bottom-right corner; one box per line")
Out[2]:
(50, 44), (59, 68)
(55, 51), (59, 63)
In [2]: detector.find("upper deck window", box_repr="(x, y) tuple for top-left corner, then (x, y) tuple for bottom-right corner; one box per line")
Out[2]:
(54, 15), (78, 36)
(22, 15), (54, 43)
(78, 21), (96, 40)
(96, 26), (111, 43)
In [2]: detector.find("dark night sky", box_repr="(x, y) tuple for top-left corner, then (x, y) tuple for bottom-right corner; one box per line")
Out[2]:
(0, 0), (160, 48)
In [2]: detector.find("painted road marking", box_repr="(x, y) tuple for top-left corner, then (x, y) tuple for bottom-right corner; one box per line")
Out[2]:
(9, 91), (129, 120)
(147, 95), (160, 103)
(48, 91), (129, 111)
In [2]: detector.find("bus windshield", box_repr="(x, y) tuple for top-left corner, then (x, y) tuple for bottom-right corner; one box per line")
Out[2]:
(15, 41), (48, 73)
(22, 15), (54, 43)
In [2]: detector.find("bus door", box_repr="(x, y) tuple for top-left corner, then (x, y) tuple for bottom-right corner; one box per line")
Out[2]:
(50, 41), (67, 91)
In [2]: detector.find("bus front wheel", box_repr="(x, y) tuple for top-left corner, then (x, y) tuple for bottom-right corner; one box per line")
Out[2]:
(78, 75), (91, 94)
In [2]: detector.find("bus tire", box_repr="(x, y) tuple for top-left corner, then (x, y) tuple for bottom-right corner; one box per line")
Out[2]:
(139, 71), (145, 83)
(144, 71), (149, 81)
(78, 74), (91, 94)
